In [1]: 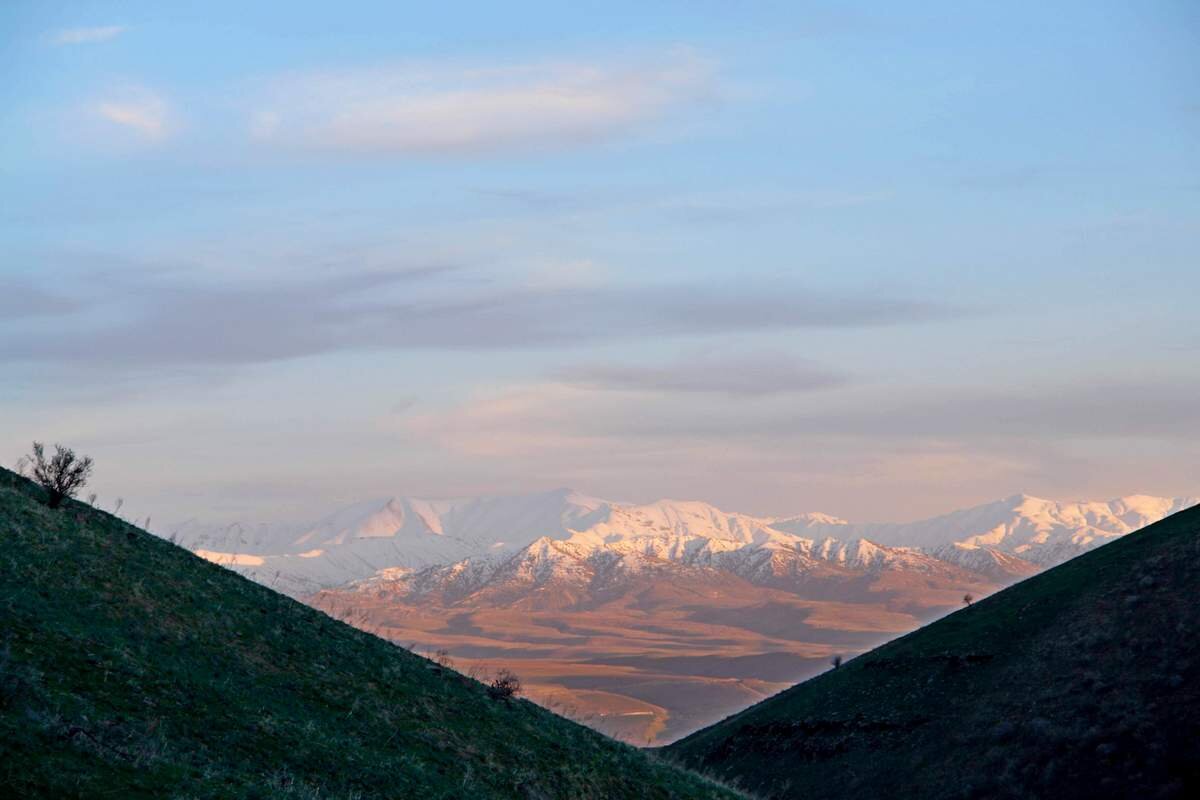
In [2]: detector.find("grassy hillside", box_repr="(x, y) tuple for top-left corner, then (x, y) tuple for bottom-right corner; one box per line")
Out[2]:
(0, 467), (739, 800)
(666, 503), (1200, 799)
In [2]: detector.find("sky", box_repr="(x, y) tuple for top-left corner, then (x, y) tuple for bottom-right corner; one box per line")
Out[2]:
(1, 1), (1198, 525)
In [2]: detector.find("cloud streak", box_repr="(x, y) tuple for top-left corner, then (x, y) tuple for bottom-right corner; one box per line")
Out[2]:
(0, 278), (81, 319)
(94, 88), (171, 140)
(250, 53), (717, 156)
(403, 376), (1200, 466)
(557, 353), (848, 395)
(53, 25), (127, 45)
(0, 266), (952, 368)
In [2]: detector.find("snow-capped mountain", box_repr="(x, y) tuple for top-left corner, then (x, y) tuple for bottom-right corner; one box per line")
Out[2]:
(177, 491), (1196, 597)
(773, 494), (1199, 566)
(177, 489), (611, 594)
(353, 528), (992, 611)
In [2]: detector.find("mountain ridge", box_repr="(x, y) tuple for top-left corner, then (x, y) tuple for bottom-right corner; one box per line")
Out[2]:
(176, 491), (1197, 597)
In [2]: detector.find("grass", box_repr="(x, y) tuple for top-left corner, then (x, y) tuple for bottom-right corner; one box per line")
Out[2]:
(0, 467), (741, 800)
(665, 502), (1200, 799)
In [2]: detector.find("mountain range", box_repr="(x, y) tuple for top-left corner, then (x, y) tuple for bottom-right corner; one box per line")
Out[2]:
(173, 490), (1196, 743)
(177, 490), (1196, 597)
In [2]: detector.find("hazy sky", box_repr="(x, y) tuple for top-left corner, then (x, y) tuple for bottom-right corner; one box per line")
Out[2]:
(2, 1), (1197, 524)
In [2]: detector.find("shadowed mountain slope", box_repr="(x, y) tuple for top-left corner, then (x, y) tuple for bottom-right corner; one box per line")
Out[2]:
(0, 468), (738, 800)
(665, 503), (1200, 799)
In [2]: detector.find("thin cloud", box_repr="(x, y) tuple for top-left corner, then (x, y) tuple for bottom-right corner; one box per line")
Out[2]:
(95, 88), (171, 140)
(557, 353), (848, 395)
(250, 52), (718, 156)
(403, 376), (1200, 466)
(0, 278), (81, 319)
(0, 266), (952, 368)
(393, 375), (1199, 525)
(53, 25), (127, 45)
(792, 382), (1200, 441)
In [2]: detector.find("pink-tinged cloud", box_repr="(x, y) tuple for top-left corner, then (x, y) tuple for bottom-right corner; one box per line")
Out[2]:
(94, 88), (171, 141)
(250, 52), (718, 156)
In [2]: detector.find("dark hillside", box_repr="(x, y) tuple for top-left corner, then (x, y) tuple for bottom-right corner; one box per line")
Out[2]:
(0, 468), (738, 800)
(666, 503), (1200, 799)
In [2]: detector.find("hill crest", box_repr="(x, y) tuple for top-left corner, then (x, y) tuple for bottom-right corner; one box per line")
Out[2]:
(0, 467), (738, 799)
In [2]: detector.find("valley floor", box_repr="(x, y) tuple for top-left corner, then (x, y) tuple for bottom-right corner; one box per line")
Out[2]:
(311, 578), (978, 743)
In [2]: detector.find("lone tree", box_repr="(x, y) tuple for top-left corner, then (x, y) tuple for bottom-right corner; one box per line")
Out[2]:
(25, 442), (94, 509)
(830, 655), (843, 670)
(963, 593), (974, 607)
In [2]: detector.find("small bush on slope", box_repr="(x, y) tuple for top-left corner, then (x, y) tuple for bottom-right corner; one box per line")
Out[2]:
(0, 468), (740, 800)
(488, 669), (522, 702)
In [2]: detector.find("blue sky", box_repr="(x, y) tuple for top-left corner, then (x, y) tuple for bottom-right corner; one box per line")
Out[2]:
(1, 1), (1197, 524)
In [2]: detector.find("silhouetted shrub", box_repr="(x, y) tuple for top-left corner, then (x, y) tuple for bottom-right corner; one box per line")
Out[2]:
(963, 593), (974, 606)
(830, 655), (842, 670)
(487, 669), (521, 701)
(25, 442), (94, 509)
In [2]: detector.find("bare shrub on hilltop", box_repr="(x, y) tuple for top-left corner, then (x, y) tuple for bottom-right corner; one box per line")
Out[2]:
(24, 442), (94, 509)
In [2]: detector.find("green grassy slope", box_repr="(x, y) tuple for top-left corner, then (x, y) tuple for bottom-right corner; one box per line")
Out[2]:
(0, 468), (740, 800)
(666, 503), (1200, 799)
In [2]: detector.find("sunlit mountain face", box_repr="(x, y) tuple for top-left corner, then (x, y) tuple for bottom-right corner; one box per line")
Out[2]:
(176, 490), (1196, 743)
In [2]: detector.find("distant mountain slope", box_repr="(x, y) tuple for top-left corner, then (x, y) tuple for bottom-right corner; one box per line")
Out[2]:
(777, 493), (1199, 565)
(664, 503), (1200, 799)
(308, 491), (1196, 627)
(177, 492), (1196, 596)
(178, 489), (613, 594)
(347, 526), (997, 611)
(0, 468), (738, 800)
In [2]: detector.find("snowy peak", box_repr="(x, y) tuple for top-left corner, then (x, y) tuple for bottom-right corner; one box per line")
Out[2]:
(768, 513), (851, 539)
(815, 493), (1198, 565)
(179, 489), (1196, 596)
(581, 499), (785, 548)
(295, 496), (444, 547)
(431, 487), (611, 551)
